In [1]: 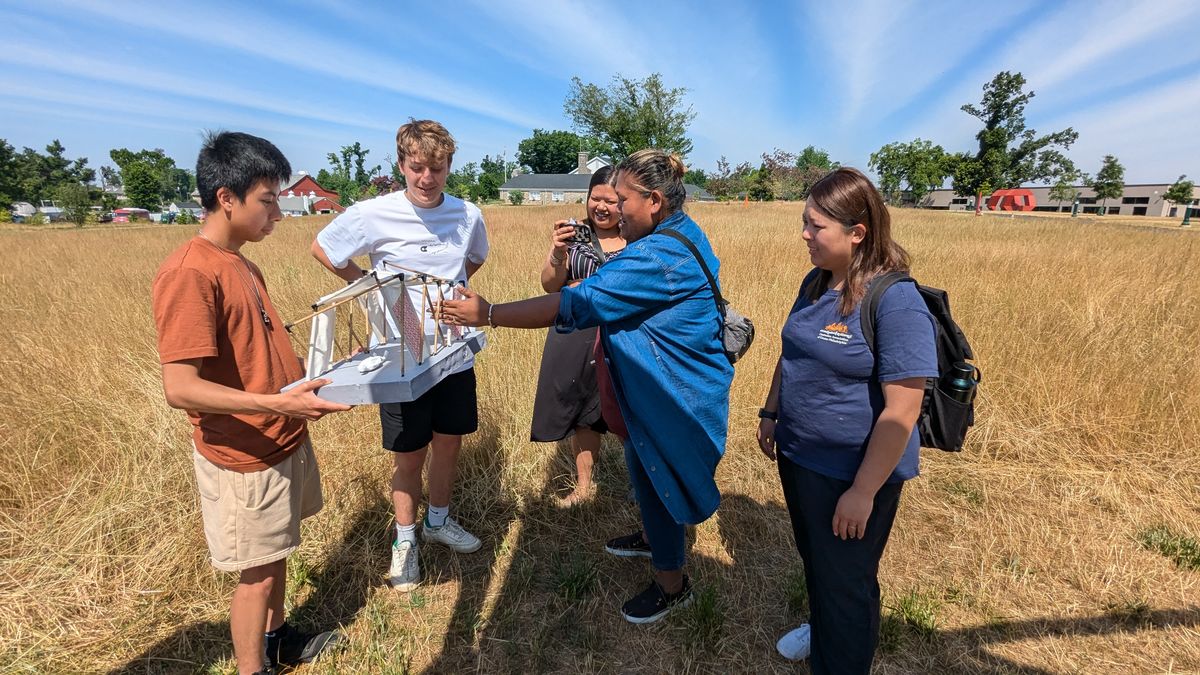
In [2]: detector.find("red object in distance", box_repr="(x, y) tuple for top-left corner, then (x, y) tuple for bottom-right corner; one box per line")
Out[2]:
(987, 189), (1036, 211)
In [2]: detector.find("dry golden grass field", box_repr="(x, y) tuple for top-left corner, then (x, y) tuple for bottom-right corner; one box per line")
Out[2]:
(1, 203), (1198, 674)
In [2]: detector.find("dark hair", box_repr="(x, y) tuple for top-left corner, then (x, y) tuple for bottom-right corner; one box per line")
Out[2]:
(588, 165), (614, 198)
(196, 131), (292, 210)
(805, 167), (910, 315)
(615, 149), (687, 215)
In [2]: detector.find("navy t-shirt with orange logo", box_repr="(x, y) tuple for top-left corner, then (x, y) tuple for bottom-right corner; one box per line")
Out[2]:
(775, 281), (938, 484)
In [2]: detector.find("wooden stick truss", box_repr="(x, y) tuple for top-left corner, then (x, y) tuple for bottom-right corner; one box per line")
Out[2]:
(286, 268), (469, 379)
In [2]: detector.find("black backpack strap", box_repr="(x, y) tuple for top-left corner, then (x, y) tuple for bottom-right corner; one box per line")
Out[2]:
(798, 267), (822, 303)
(585, 225), (607, 265)
(657, 228), (726, 317)
(859, 271), (914, 352)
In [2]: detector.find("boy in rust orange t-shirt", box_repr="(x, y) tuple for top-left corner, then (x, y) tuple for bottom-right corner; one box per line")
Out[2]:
(152, 132), (349, 675)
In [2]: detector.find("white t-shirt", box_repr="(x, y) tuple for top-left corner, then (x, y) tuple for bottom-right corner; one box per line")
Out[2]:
(316, 190), (489, 371)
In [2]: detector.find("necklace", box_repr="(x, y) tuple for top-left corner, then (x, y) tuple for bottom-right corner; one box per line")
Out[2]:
(197, 231), (273, 330)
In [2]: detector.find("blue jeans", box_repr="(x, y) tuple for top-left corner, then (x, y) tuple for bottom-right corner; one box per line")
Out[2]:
(625, 441), (686, 571)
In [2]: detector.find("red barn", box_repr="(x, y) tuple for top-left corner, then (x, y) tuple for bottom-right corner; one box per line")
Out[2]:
(279, 173), (340, 202)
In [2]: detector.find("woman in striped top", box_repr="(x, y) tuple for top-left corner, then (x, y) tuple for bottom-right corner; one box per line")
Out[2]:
(531, 166), (626, 506)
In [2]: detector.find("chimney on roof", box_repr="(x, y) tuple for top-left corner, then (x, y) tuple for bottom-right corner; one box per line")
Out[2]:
(298, 170), (307, 176)
(578, 151), (590, 175)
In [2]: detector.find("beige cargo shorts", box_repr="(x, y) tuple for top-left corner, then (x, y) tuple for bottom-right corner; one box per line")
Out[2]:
(192, 437), (323, 572)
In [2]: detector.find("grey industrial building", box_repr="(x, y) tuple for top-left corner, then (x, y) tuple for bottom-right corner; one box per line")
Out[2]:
(923, 183), (1200, 217)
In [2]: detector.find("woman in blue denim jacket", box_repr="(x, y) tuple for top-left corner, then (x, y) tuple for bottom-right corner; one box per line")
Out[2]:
(440, 149), (733, 624)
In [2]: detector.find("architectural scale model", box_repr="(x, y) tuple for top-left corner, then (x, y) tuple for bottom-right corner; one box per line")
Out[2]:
(282, 268), (486, 405)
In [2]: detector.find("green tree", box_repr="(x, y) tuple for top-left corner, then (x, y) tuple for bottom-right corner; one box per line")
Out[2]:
(517, 129), (605, 174)
(683, 168), (707, 188)
(1047, 169), (1086, 212)
(705, 156), (753, 201)
(446, 162), (478, 200)
(747, 165), (775, 201)
(1163, 174), (1195, 225)
(99, 165), (121, 191)
(759, 149), (805, 200)
(54, 182), (92, 227)
(795, 145), (837, 173)
(110, 148), (177, 201)
(320, 142), (380, 205)
(508, 190), (525, 206)
(172, 168), (196, 201)
(869, 139), (950, 205)
(952, 72), (1078, 198)
(793, 145), (839, 198)
(1089, 155), (1124, 215)
(0, 139), (18, 207)
(564, 73), (696, 160)
(123, 163), (162, 210)
(5, 140), (95, 205)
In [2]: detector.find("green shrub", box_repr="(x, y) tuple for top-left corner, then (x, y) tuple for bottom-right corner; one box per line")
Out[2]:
(1137, 525), (1200, 570)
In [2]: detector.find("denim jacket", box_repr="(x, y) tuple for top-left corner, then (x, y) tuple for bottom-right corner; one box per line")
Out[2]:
(557, 210), (733, 524)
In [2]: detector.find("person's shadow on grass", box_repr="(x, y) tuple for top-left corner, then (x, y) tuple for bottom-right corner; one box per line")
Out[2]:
(109, 483), (393, 674)
(715, 492), (1200, 674)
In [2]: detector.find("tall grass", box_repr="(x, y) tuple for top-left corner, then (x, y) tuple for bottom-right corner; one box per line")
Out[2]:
(1, 204), (1197, 673)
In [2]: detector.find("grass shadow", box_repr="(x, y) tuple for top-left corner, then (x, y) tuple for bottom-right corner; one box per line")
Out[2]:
(109, 491), (391, 674)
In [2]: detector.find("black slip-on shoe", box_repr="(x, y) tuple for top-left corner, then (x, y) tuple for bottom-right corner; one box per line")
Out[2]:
(621, 575), (693, 624)
(266, 622), (345, 667)
(605, 530), (653, 559)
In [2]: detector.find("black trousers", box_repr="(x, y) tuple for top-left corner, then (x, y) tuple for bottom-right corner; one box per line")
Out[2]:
(777, 456), (903, 675)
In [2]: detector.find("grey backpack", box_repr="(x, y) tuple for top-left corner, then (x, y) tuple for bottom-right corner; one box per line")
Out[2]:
(658, 229), (754, 364)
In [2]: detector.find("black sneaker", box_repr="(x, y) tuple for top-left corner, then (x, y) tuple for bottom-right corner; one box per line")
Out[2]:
(265, 622), (345, 668)
(621, 575), (693, 624)
(605, 530), (653, 559)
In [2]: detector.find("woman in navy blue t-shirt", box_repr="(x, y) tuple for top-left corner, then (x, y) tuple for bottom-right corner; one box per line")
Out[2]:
(757, 168), (937, 673)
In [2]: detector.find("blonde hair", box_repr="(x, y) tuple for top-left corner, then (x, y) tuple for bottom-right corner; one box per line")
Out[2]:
(395, 119), (456, 165)
(614, 149), (687, 214)
(805, 167), (910, 316)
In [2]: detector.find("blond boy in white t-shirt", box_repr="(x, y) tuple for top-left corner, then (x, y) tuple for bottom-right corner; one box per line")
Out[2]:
(311, 119), (489, 591)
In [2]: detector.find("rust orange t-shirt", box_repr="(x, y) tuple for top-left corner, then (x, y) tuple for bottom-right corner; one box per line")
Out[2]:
(152, 236), (307, 472)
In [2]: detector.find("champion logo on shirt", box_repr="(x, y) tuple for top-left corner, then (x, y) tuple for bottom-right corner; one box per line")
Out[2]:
(818, 322), (852, 345)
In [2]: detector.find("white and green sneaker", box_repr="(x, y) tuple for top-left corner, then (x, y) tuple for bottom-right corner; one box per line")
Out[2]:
(422, 516), (482, 553)
(389, 540), (420, 591)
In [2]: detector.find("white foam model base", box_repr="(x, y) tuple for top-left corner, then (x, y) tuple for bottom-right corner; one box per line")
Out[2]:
(283, 330), (487, 405)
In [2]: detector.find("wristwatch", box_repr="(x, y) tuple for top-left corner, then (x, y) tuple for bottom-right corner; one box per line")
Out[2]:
(758, 408), (778, 421)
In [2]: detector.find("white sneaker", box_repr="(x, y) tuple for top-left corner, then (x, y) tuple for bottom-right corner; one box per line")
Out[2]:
(422, 516), (482, 553)
(389, 540), (420, 591)
(776, 623), (811, 660)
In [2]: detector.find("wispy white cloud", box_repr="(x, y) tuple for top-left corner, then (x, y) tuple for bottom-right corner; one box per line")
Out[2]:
(896, 0), (1200, 167)
(0, 43), (394, 135)
(1041, 71), (1200, 182)
(38, 0), (551, 131)
(1030, 0), (1198, 91)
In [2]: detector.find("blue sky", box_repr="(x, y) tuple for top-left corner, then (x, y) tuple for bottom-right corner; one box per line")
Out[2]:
(2, 0), (1198, 185)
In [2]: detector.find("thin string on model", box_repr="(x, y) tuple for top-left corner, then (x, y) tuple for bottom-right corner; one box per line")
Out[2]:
(197, 231), (274, 330)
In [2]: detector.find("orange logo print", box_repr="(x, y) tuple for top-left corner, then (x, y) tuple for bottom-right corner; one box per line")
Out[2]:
(818, 321), (852, 345)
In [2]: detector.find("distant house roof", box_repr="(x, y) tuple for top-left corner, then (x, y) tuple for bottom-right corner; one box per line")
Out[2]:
(280, 173), (309, 191)
(502, 174), (713, 201)
(685, 184), (715, 201)
(568, 156), (614, 174)
(500, 174), (593, 191)
(278, 194), (344, 214)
